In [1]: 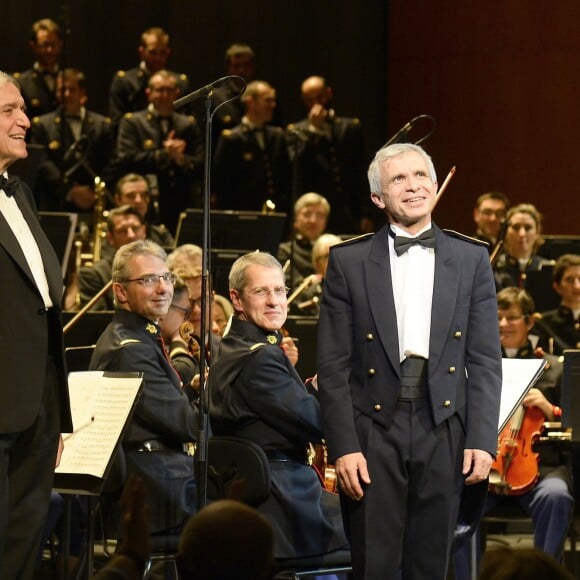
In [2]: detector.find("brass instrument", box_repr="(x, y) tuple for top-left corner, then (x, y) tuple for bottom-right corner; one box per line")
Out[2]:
(64, 176), (110, 311)
(287, 274), (320, 306)
(262, 199), (276, 213)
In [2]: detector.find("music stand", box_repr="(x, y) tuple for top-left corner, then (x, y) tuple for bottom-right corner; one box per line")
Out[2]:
(524, 266), (560, 312)
(537, 235), (580, 260)
(284, 315), (319, 380)
(174, 208), (287, 255)
(561, 350), (580, 440)
(39, 211), (78, 279)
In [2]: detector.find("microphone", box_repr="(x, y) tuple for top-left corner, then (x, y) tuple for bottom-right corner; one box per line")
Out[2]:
(173, 76), (246, 110)
(382, 114), (436, 148)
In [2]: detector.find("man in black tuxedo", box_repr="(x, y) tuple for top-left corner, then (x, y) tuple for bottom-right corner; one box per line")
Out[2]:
(317, 143), (502, 579)
(0, 71), (72, 580)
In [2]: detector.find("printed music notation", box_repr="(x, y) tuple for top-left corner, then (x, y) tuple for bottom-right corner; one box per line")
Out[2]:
(55, 371), (142, 493)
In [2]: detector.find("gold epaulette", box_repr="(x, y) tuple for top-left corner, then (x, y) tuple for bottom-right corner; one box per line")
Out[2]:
(442, 229), (489, 247)
(332, 232), (374, 249)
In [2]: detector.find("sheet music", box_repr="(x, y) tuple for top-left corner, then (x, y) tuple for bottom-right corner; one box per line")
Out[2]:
(498, 358), (546, 432)
(56, 371), (142, 479)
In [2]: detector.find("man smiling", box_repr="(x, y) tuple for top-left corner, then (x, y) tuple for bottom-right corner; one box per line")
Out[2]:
(317, 143), (502, 579)
(90, 239), (198, 535)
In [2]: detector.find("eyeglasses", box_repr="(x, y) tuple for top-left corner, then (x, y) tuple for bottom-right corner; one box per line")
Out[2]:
(498, 315), (525, 323)
(124, 273), (177, 287)
(245, 286), (290, 299)
(479, 209), (506, 218)
(170, 303), (192, 321)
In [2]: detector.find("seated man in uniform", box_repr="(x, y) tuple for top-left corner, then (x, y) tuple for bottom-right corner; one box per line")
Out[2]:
(114, 172), (175, 248)
(209, 251), (347, 559)
(277, 192), (330, 290)
(76, 205), (146, 311)
(89, 239), (198, 536)
(454, 287), (574, 579)
(538, 253), (580, 355)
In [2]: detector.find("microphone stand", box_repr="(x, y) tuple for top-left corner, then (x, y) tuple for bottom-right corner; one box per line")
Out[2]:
(174, 77), (246, 511)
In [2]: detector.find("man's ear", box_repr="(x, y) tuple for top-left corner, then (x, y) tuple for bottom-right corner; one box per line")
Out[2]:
(113, 282), (128, 304)
(370, 192), (385, 210)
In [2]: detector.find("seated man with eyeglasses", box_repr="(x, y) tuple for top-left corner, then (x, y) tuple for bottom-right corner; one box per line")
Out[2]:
(472, 191), (510, 251)
(209, 251), (348, 559)
(453, 286), (573, 579)
(90, 239), (199, 536)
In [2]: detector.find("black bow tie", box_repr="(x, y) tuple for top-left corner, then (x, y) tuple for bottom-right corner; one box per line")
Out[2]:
(0, 175), (20, 197)
(391, 227), (436, 256)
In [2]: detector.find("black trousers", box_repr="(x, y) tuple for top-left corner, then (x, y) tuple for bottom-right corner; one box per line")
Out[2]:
(0, 356), (60, 580)
(345, 360), (465, 580)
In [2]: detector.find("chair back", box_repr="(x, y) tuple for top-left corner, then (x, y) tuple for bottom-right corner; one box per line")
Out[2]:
(207, 436), (271, 506)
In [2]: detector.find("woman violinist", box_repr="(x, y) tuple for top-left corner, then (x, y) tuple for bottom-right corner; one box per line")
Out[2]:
(454, 287), (573, 579)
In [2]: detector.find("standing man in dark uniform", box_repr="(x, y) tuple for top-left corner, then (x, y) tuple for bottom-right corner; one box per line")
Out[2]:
(0, 71), (72, 580)
(108, 27), (190, 130)
(287, 76), (367, 234)
(209, 251), (347, 558)
(213, 80), (290, 213)
(29, 68), (114, 212)
(317, 143), (502, 579)
(89, 239), (198, 535)
(14, 18), (63, 120)
(116, 70), (204, 233)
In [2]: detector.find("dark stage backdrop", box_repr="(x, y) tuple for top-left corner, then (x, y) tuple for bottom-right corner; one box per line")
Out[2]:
(388, 2), (580, 236)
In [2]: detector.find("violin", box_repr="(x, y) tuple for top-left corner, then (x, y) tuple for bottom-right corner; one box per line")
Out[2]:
(310, 443), (338, 493)
(178, 321), (201, 361)
(488, 403), (545, 495)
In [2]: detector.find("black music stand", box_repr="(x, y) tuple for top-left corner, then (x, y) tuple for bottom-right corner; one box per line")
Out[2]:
(525, 266), (560, 312)
(54, 371), (143, 578)
(39, 211), (78, 279)
(174, 208), (287, 255)
(537, 235), (580, 260)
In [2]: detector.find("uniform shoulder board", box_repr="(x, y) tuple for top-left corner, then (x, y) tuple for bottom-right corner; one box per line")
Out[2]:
(333, 232), (374, 249)
(442, 229), (489, 247)
(250, 342), (267, 351)
(116, 70), (126, 78)
(119, 338), (142, 346)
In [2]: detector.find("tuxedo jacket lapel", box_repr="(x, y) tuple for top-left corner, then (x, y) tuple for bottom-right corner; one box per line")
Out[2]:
(0, 184), (63, 306)
(366, 226), (401, 378)
(429, 226), (459, 373)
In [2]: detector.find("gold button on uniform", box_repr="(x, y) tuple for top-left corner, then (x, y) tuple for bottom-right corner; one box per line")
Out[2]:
(368, 368), (376, 376)
(448, 366), (456, 374)
(443, 400), (451, 408)
(374, 404), (382, 412)
(454, 331), (462, 338)
(366, 333), (374, 341)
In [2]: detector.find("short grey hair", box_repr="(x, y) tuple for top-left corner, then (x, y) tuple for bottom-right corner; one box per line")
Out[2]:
(294, 192), (330, 216)
(112, 240), (167, 283)
(167, 244), (203, 270)
(368, 143), (437, 194)
(0, 71), (20, 91)
(229, 252), (282, 292)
